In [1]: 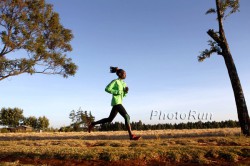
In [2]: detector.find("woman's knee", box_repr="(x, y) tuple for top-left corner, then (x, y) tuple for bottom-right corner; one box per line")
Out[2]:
(107, 117), (114, 123)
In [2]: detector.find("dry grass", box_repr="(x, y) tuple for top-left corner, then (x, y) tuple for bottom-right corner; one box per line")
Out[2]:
(0, 128), (242, 141)
(0, 128), (249, 165)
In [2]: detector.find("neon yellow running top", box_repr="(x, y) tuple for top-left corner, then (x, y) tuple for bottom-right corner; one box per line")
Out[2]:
(105, 79), (127, 106)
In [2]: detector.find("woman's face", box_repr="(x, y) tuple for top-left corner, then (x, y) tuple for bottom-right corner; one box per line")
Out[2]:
(119, 71), (126, 79)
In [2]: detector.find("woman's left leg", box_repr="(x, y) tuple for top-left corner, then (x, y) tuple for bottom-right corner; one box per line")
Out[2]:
(88, 107), (118, 133)
(91, 107), (118, 125)
(115, 104), (132, 138)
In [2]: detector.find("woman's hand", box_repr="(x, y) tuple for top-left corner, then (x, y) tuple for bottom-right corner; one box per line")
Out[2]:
(124, 87), (129, 93)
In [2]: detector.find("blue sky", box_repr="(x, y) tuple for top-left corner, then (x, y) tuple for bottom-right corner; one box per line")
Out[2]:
(1, 0), (250, 128)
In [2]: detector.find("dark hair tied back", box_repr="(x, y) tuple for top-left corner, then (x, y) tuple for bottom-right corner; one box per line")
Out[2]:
(110, 66), (124, 77)
(110, 66), (118, 73)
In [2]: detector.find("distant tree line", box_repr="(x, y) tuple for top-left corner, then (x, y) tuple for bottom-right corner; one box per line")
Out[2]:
(99, 120), (240, 131)
(62, 109), (240, 132)
(0, 107), (49, 130)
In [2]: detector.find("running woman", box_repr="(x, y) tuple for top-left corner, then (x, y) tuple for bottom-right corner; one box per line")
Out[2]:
(88, 66), (141, 140)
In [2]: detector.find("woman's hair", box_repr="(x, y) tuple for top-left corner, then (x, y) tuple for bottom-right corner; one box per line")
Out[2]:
(110, 66), (124, 76)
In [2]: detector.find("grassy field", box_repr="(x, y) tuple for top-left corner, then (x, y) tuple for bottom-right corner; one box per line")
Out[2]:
(0, 128), (250, 165)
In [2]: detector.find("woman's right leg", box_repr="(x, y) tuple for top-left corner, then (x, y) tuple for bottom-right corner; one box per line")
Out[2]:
(115, 104), (141, 140)
(114, 104), (132, 138)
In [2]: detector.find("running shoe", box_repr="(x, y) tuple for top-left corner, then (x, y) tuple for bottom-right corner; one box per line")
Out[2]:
(130, 134), (141, 140)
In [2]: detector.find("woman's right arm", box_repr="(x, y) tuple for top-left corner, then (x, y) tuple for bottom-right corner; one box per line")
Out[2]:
(105, 80), (122, 95)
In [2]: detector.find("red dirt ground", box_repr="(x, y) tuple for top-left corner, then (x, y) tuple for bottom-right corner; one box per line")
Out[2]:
(1, 157), (250, 166)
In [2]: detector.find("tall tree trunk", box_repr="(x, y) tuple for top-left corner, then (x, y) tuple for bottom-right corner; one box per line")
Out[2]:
(223, 51), (250, 136)
(215, 0), (250, 135)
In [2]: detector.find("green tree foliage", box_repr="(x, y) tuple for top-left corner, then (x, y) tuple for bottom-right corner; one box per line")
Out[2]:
(23, 116), (38, 129)
(69, 108), (95, 131)
(23, 116), (50, 130)
(0, 0), (77, 81)
(198, 0), (240, 62)
(37, 116), (49, 130)
(69, 110), (76, 123)
(0, 108), (50, 130)
(0, 107), (24, 127)
(80, 111), (95, 128)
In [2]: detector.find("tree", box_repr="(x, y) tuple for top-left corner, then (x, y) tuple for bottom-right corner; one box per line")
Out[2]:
(88, 111), (95, 124)
(23, 116), (38, 128)
(198, 0), (250, 135)
(0, 107), (24, 127)
(75, 108), (83, 125)
(137, 120), (143, 130)
(69, 110), (76, 123)
(37, 116), (49, 130)
(69, 108), (95, 131)
(80, 111), (95, 128)
(0, 0), (77, 81)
